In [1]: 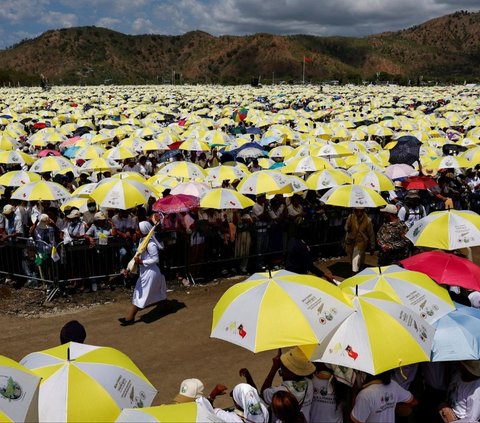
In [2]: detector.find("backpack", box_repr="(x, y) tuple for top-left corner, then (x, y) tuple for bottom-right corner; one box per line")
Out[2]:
(401, 204), (426, 221)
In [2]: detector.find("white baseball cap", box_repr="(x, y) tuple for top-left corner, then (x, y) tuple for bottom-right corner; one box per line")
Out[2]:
(173, 378), (204, 403)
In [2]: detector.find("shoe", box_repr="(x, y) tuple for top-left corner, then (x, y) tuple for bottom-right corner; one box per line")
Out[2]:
(119, 319), (135, 326)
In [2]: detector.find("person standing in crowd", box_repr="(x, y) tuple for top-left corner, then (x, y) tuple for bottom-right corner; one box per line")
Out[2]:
(398, 190), (427, 229)
(0, 204), (24, 241)
(351, 370), (417, 423)
(271, 391), (307, 423)
(310, 363), (345, 423)
(118, 221), (167, 326)
(376, 204), (410, 266)
(441, 360), (480, 422)
(344, 208), (375, 274)
(252, 195), (270, 270)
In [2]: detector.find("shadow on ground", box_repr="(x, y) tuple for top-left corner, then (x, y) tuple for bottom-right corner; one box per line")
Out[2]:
(139, 299), (187, 324)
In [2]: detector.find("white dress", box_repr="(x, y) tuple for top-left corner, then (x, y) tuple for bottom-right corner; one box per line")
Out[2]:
(132, 239), (167, 308)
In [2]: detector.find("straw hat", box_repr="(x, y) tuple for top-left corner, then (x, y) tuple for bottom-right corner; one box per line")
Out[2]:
(280, 347), (315, 376)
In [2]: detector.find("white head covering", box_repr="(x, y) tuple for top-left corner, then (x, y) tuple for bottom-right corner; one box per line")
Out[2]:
(138, 221), (164, 250)
(232, 383), (269, 423)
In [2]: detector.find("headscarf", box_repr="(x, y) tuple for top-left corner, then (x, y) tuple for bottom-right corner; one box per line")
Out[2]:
(232, 383), (269, 423)
(138, 221), (163, 251)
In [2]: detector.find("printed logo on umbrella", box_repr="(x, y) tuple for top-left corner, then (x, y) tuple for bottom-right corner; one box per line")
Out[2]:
(0, 376), (23, 400)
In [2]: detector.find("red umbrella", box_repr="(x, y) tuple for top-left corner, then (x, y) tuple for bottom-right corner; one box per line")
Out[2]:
(401, 251), (480, 291)
(402, 175), (438, 190)
(38, 149), (61, 157)
(152, 194), (199, 214)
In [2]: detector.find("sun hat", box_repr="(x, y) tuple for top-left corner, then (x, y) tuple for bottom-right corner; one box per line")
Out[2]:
(461, 360), (480, 377)
(280, 347), (315, 376)
(93, 211), (106, 220)
(2, 204), (14, 215)
(380, 204), (398, 214)
(174, 378), (204, 403)
(67, 209), (81, 219)
(37, 214), (50, 229)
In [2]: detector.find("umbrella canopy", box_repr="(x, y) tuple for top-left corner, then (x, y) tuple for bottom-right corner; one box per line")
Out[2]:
(0, 355), (41, 423)
(319, 184), (387, 208)
(0, 151), (35, 165)
(104, 146), (136, 161)
(340, 265), (454, 324)
(80, 158), (122, 172)
(422, 155), (471, 170)
(158, 161), (206, 180)
(431, 302), (480, 362)
(90, 178), (153, 210)
(11, 181), (71, 201)
(401, 175), (438, 190)
(389, 138), (420, 166)
(170, 181), (211, 198)
(20, 342), (157, 423)
(116, 399), (222, 423)
(30, 156), (75, 173)
(282, 156), (333, 173)
(236, 170), (291, 195)
(211, 270), (353, 352)
(0, 170), (41, 187)
(306, 169), (352, 190)
(401, 251), (480, 291)
(71, 183), (98, 198)
(200, 188), (255, 209)
(406, 210), (480, 250)
(351, 171), (394, 192)
(152, 194), (199, 214)
(300, 290), (434, 375)
(205, 165), (246, 184)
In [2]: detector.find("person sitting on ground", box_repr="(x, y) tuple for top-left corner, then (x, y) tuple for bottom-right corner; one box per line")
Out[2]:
(350, 370), (417, 423)
(60, 320), (86, 344)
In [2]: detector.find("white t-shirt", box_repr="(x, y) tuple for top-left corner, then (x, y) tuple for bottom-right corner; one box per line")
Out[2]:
(447, 371), (480, 422)
(351, 380), (412, 423)
(310, 374), (343, 423)
(263, 379), (313, 423)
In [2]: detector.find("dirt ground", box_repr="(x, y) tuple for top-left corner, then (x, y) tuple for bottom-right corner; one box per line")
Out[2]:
(1, 251), (475, 409)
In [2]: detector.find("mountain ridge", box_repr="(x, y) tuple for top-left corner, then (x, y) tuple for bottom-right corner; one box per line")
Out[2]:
(1, 10), (479, 85)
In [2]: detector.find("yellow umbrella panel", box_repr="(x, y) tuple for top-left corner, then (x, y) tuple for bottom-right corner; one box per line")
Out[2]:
(211, 270), (353, 352)
(200, 188), (254, 209)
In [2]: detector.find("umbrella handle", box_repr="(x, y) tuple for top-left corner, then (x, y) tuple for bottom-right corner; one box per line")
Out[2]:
(67, 347), (70, 361)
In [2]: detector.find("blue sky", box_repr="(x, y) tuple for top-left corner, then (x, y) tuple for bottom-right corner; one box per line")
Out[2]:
(1, 0), (478, 49)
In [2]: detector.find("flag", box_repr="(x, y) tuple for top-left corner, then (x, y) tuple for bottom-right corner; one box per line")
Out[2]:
(304, 57), (313, 63)
(51, 245), (60, 262)
(232, 108), (248, 123)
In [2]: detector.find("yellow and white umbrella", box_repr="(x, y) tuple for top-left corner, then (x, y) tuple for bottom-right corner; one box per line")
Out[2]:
(104, 146), (136, 161)
(205, 165), (245, 184)
(315, 143), (353, 157)
(11, 181), (71, 201)
(171, 181), (211, 198)
(158, 161), (206, 180)
(422, 155), (472, 170)
(406, 210), (480, 250)
(319, 184), (387, 208)
(211, 270), (353, 352)
(74, 145), (106, 160)
(306, 169), (352, 190)
(340, 265), (455, 324)
(268, 145), (294, 159)
(200, 188), (255, 209)
(30, 156), (75, 173)
(90, 178), (153, 210)
(0, 355), (41, 423)
(0, 170), (41, 187)
(236, 170), (291, 195)
(80, 158), (122, 172)
(351, 171), (394, 192)
(0, 151), (35, 165)
(0, 134), (20, 150)
(301, 290), (434, 375)
(282, 156), (333, 173)
(60, 196), (90, 213)
(71, 183), (98, 198)
(179, 139), (210, 152)
(116, 399), (222, 423)
(20, 342), (157, 423)
(143, 139), (169, 152)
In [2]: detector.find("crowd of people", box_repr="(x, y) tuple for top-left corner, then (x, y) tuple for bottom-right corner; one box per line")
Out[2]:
(60, 319), (480, 422)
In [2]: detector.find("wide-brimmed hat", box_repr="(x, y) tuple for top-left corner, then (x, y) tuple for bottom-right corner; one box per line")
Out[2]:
(461, 360), (480, 377)
(2, 204), (14, 215)
(405, 190), (420, 199)
(174, 378), (204, 403)
(280, 347), (315, 376)
(380, 204), (398, 215)
(93, 211), (106, 220)
(67, 209), (81, 219)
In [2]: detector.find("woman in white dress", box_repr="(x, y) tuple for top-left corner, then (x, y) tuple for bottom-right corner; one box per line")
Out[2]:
(119, 221), (167, 326)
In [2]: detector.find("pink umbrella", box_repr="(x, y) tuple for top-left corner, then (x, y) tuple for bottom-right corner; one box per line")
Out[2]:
(170, 181), (210, 198)
(152, 194), (199, 214)
(401, 251), (480, 291)
(38, 149), (61, 157)
(384, 164), (417, 180)
(60, 136), (82, 147)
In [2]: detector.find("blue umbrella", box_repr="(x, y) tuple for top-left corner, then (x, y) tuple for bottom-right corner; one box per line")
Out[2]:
(63, 146), (80, 158)
(432, 302), (480, 362)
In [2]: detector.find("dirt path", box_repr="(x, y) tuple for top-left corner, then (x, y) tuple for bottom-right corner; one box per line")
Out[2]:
(0, 276), (277, 409)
